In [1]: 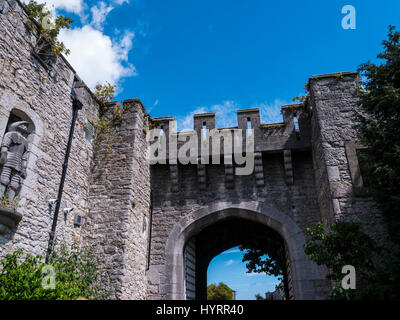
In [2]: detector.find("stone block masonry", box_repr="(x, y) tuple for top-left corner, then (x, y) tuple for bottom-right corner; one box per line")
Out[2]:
(83, 100), (151, 299)
(0, 0), (100, 257)
(146, 73), (390, 299)
(0, 0), (151, 299)
(308, 73), (388, 245)
(0, 0), (391, 301)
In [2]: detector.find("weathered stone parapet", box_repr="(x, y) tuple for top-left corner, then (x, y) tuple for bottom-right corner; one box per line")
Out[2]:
(151, 105), (311, 156)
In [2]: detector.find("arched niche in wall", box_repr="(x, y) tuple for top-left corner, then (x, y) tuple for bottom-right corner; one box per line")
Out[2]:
(0, 91), (44, 234)
(5, 109), (36, 135)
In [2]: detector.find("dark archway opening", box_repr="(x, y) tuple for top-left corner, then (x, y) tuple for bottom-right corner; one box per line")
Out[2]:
(184, 217), (292, 300)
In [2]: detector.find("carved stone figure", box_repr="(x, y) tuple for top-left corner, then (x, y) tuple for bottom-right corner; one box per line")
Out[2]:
(0, 121), (30, 201)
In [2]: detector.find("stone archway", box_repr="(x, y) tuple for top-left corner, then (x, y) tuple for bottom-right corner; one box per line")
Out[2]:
(162, 201), (329, 300)
(191, 217), (292, 300)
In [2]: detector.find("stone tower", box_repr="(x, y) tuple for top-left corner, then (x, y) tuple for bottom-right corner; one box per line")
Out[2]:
(82, 100), (151, 299)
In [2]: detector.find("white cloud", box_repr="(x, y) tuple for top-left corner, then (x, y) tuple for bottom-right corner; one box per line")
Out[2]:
(222, 248), (241, 254)
(211, 101), (241, 128)
(176, 107), (207, 132)
(22, 0), (137, 89)
(116, 30), (135, 60)
(22, 0), (128, 14)
(146, 99), (159, 113)
(175, 101), (240, 132)
(245, 272), (265, 277)
(59, 26), (136, 88)
(113, 0), (130, 4)
(225, 259), (234, 266)
(90, 1), (114, 30)
(256, 99), (288, 124)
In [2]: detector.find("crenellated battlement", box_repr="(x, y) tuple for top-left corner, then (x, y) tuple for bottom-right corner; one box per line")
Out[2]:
(150, 102), (310, 154)
(152, 105), (299, 132)
(146, 72), (359, 156)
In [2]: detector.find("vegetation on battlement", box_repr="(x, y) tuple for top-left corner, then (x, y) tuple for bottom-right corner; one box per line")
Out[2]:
(24, 0), (73, 57)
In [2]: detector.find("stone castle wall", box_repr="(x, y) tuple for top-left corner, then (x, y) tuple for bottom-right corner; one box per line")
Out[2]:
(146, 73), (390, 299)
(0, 0), (390, 301)
(0, 0), (100, 257)
(0, 0), (151, 299)
(308, 73), (388, 244)
(82, 100), (150, 299)
(148, 150), (327, 299)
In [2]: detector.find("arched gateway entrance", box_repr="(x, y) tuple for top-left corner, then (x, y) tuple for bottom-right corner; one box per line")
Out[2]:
(190, 217), (291, 300)
(160, 201), (328, 300)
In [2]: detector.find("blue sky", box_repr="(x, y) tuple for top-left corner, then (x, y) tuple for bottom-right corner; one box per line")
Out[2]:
(207, 246), (280, 300)
(28, 0), (400, 129)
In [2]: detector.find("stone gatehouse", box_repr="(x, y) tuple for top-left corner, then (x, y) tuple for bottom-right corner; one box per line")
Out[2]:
(0, 0), (388, 300)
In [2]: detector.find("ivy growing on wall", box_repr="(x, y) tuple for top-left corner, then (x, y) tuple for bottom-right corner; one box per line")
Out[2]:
(93, 82), (116, 111)
(89, 83), (122, 151)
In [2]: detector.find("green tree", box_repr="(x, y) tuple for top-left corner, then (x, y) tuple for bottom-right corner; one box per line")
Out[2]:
(303, 221), (377, 300)
(207, 282), (234, 300)
(239, 234), (290, 299)
(356, 25), (400, 242)
(93, 82), (117, 107)
(254, 293), (266, 300)
(355, 25), (400, 299)
(302, 25), (400, 300)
